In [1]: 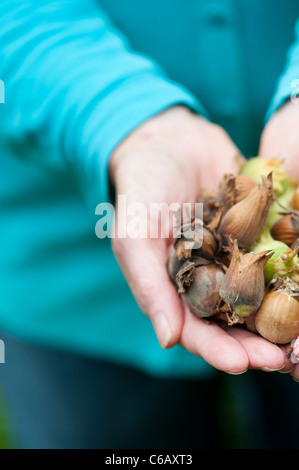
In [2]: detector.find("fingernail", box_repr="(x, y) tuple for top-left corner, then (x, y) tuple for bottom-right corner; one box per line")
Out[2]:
(227, 370), (248, 376)
(261, 365), (286, 372)
(290, 352), (299, 364)
(293, 377), (299, 383)
(153, 313), (171, 349)
(279, 368), (295, 374)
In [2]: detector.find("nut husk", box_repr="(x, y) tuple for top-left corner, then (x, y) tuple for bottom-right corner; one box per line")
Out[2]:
(176, 259), (225, 318)
(219, 173), (274, 249)
(219, 238), (273, 323)
(251, 227), (299, 284)
(200, 189), (221, 225)
(217, 174), (256, 213)
(168, 213), (222, 283)
(175, 224), (219, 262)
(167, 246), (184, 283)
(240, 156), (289, 196)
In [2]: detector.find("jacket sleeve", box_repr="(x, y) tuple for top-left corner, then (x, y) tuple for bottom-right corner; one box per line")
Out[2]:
(266, 18), (299, 121)
(0, 0), (208, 205)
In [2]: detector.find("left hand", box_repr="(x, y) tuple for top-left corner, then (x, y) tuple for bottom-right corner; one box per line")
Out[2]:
(259, 99), (299, 378)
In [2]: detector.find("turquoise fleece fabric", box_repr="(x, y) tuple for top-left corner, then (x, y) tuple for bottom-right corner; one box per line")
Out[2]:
(0, 0), (299, 378)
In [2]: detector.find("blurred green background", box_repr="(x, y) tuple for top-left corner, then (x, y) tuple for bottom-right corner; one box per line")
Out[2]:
(0, 372), (257, 449)
(0, 390), (13, 449)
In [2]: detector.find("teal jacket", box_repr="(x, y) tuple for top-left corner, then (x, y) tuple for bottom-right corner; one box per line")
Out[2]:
(1, 0), (299, 378)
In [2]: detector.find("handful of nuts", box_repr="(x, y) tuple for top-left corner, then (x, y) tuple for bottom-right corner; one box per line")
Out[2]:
(168, 156), (299, 362)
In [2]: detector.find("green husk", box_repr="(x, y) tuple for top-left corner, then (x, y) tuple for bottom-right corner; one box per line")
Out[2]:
(240, 156), (297, 227)
(240, 156), (290, 196)
(265, 185), (296, 227)
(219, 238), (273, 322)
(251, 227), (299, 283)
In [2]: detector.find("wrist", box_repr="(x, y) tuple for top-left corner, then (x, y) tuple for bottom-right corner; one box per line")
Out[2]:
(109, 105), (201, 184)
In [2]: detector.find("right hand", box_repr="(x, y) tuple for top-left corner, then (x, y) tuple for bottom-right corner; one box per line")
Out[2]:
(109, 105), (287, 374)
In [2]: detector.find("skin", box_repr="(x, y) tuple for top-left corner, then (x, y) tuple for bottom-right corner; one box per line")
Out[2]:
(259, 99), (299, 378)
(109, 105), (287, 375)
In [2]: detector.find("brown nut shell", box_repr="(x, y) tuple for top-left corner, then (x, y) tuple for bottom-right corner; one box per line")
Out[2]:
(255, 291), (299, 344)
(292, 186), (299, 211)
(177, 262), (225, 318)
(271, 214), (299, 247)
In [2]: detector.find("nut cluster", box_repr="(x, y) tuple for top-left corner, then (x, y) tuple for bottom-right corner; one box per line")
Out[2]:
(168, 156), (299, 353)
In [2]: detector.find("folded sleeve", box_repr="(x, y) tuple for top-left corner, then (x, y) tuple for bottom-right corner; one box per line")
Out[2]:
(0, 0), (208, 205)
(266, 18), (299, 122)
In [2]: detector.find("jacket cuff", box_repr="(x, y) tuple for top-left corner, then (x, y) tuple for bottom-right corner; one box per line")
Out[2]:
(265, 20), (299, 122)
(265, 69), (299, 122)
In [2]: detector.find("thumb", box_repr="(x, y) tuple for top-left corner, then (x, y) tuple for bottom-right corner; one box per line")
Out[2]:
(259, 102), (299, 173)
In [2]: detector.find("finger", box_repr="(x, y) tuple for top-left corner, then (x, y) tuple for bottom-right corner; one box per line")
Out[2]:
(112, 236), (184, 349)
(259, 131), (283, 160)
(291, 364), (299, 382)
(277, 345), (296, 374)
(259, 112), (299, 175)
(285, 339), (299, 377)
(225, 327), (286, 372)
(179, 308), (249, 374)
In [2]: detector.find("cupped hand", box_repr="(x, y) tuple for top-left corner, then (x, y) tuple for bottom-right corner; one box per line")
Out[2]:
(259, 99), (299, 377)
(109, 105), (286, 375)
